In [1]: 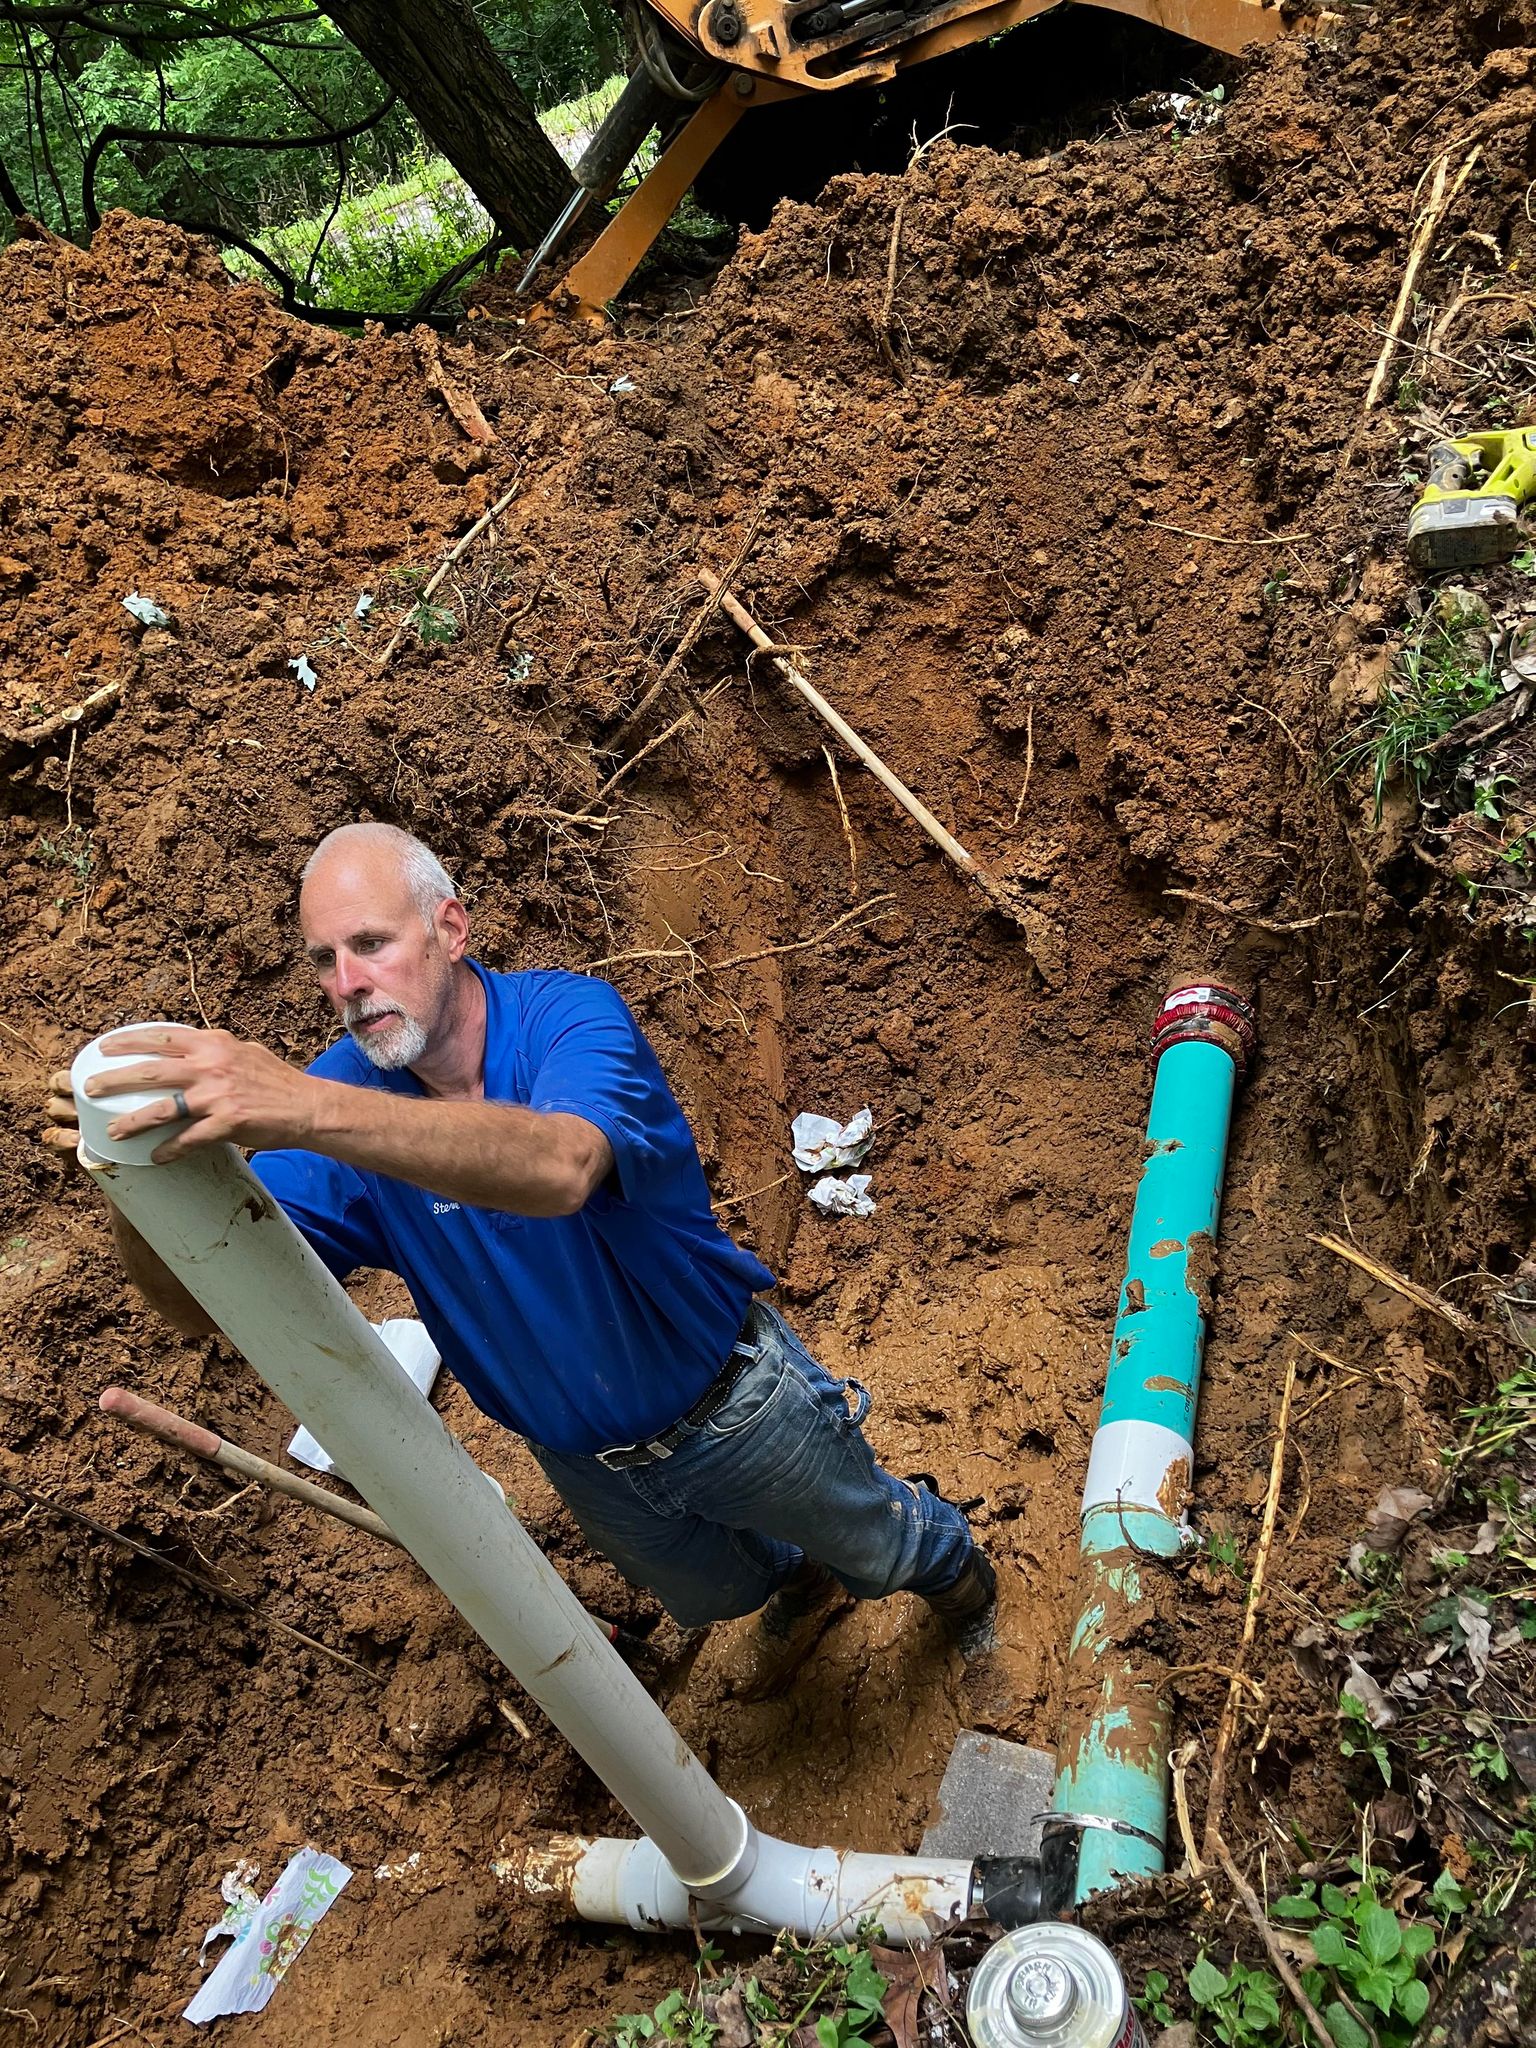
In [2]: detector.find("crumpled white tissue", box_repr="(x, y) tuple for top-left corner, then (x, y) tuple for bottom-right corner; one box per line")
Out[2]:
(791, 1108), (873, 1173)
(288, 1318), (440, 1478)
(184, 1847), (351, 2024)
(808, 1174), (876, 1218)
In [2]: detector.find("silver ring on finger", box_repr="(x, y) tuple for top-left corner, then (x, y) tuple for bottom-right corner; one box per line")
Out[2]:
(171, 1089), (190, 1121)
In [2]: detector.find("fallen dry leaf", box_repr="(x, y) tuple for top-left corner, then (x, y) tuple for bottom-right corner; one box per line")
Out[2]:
(872, 1944), (928, 2048)
(1363, 1484), (1435, 1553)
(1345, 1657), (1398, 1729)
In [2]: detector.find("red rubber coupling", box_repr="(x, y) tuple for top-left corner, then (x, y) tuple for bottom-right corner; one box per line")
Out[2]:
(1148, 982), (1257, 1078)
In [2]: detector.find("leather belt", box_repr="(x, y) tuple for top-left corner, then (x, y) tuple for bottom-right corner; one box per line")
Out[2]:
(593, 1309), (759, 1471)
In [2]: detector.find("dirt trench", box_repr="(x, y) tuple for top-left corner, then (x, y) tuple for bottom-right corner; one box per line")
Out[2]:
(4, 0), (1536, 2040)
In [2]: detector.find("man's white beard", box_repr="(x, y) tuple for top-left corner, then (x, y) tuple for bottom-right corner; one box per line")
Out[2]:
(344, 1000), (430, 1071)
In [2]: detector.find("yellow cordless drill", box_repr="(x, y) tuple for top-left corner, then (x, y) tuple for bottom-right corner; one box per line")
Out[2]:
(1408, 426), (1536, 571)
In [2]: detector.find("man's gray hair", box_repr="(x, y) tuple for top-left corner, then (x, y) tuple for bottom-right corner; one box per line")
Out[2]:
(302, 823), (458, 929)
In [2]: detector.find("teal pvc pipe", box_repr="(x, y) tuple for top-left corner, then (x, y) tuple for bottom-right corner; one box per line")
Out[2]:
(1052, 989), (1251, 1903)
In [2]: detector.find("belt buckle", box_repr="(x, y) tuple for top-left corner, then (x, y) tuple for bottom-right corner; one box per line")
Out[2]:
(595, 1437), (672, 1471)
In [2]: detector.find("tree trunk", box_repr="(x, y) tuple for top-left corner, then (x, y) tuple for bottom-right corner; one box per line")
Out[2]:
(317, 0), (574, 246)
(574, 0), (626, 81)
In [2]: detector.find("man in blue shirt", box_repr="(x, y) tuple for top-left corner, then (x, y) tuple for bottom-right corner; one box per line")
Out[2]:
(51, 824), (996, 1693)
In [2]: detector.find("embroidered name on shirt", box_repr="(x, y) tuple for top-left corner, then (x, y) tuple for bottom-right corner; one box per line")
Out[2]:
(432, 1200), (461, 1216)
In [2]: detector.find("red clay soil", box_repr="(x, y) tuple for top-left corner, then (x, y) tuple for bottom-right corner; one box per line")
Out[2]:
(3, 1), (1536, 2040)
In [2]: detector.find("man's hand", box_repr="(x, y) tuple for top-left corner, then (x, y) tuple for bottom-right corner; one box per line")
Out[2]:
(78, 1025), (320, 1163)
(43, 1070), (81, 1152)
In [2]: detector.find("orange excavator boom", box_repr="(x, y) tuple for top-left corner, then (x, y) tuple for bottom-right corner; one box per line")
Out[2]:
(528, 0), (1314, 316)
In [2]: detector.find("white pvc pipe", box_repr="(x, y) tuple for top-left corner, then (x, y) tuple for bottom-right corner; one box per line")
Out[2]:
(74, 1041), (982, 1940)
(79, 1129), (745, 1888)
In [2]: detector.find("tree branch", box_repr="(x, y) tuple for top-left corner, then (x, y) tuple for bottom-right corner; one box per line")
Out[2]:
(81, 89), (396, 230)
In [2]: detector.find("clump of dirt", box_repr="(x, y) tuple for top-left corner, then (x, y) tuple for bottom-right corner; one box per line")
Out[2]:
(4, 0), (1536, 2040)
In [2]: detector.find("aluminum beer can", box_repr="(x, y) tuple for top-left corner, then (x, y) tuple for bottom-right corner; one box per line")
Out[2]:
(966, 1924), (1149, 2048)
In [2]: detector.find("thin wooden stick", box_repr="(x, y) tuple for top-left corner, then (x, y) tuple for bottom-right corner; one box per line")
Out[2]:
(0, 1471), (374, 1677)
(379, 478), (521, 665)
(1164, 888), (1359, 934)
(1210, 1832), (1339, 2048)
(608, 507), (768, 754)
(822, 745), (859, 896)
(1010, 698), (1035, 828)
(1147, 521), (1312, 547)
(700, 570), (1026, 925)
(712, 1170), (794, 1214)
(573, 676), (734, 822)
(1364, 147), (1482, 412)
(1204, 1357), (1296, 1860)
(100, 1386), (399, 1546)
(1170, 1739), (1207, 1879)
(877, 194), (908, 378)
(1309, 1231), (1475, 1334)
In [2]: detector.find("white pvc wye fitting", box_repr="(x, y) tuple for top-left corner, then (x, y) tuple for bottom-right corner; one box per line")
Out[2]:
(511, 1829), (977, 1943)
(72, 1025), (192, 1165)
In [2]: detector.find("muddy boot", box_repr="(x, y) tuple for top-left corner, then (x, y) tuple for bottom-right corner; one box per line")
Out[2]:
(924, 1547), (999, 1658)
(731, 1562), (852, 1702)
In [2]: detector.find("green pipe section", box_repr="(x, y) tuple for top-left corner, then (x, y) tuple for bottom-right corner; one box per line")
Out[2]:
(1052, 986), (1253, 1902)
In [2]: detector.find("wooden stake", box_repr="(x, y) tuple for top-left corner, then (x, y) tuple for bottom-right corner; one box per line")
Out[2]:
(100, 1386), (399, 1546)
(1203, 1356), (1296, 1859)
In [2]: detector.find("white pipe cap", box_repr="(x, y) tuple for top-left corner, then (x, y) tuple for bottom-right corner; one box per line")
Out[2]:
(71, 1026), (191, 1166)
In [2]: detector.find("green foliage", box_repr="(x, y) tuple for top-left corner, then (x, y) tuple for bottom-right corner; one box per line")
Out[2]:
(612, 1986), (716, 2048)
(604, 1929), (888, 2048)
(1205, 1529), (1248, 1579)
(226, 155), (494, 313)
(1, 0), (620, 309)
(1287, 1876), (1435, 2047)
(1338, 1692), (1392, 1787)
(1188, 1951), (1284, 2047)
(1334, 607), (1500, 822)
(1136, 1969), (1176, 2029)
(1460, 1363), (1536, 1459)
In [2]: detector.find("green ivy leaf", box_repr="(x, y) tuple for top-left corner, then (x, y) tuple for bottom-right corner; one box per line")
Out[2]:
(1320, 1884), (1354, 1919)
(1398, 1978), (1431, 2025)
(843, 1951), (888, 2023)
(1313, 1923), (1352, 1969)
(1324, 1999), (1373, 2048)
(1359, 1902), (1402, 1967)
(1401, 1924), (1436, 1961)
(1272, 1894), (1322, 1919)
(1358, 1967), (1397, 2015)
(1188, 1955), (1229, 2005)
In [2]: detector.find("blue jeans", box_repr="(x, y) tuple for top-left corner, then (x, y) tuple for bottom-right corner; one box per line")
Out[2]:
(530, 1303), (977, 1628)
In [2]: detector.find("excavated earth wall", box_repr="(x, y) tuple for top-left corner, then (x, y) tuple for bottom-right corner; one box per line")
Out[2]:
(3, 1), (1536, 2039)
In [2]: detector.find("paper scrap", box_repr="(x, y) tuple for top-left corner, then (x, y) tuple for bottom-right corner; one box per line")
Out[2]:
(289, 654), (318, 692)
(122, 591), (172, 627)
(808, 1174), (875, 1218)
(791, 1107), (873, 1173)
(184, 1847), (351, 2025)
(289, 1319), (440, 1477)
(199, 1858), (263, 1956)
(354, 592), (376, 621)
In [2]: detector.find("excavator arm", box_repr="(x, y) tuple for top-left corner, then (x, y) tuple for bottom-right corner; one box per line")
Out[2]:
(533, 0), (1310, 317)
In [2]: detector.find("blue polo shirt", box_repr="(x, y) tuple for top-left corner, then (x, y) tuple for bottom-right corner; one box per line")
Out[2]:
(249, 960), (775, 1456)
